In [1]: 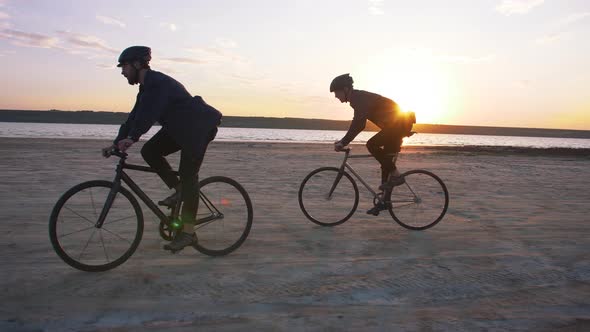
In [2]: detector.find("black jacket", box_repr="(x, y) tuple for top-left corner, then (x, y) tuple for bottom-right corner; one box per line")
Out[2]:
(340, 89), (400, 145)
(115, 70), (222, 156)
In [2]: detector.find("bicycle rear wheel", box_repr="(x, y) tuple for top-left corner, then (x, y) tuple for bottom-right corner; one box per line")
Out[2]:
(192, 176), (253, 256)
(298, 167), (359, 226)
(386, 170), (449, 230)
(49, 180), (143, 272)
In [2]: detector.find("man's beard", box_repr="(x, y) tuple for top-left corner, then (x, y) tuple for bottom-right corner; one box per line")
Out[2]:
(126, 71), (138, 85)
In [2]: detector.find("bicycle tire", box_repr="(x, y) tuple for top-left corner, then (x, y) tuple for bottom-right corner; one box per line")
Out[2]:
(192, 176), (253, 256)
(298, 167), (359, 226)
(49, 180), (144, 272)
(386, 170), (449, 230)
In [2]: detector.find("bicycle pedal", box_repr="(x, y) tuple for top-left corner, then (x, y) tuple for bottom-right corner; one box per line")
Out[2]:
(366, 210), (380, 216)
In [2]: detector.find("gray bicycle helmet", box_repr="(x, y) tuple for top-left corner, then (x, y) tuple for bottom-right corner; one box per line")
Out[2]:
(329, 73), (353, 92)
(117, 46), (151, 67)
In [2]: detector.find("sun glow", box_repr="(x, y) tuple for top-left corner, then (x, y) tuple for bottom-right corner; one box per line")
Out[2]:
(358, 49), (456, 124)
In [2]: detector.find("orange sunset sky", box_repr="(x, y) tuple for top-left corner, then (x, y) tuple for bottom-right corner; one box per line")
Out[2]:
(0, 0), (589, 130)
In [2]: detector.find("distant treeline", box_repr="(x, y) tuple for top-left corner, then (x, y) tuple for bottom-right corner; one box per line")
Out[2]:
(1, 109), (589, 139)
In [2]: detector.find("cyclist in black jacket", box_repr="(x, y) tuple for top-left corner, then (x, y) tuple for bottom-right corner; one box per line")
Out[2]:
(102, 46), (222, 251)
(331, 73), (414, 215)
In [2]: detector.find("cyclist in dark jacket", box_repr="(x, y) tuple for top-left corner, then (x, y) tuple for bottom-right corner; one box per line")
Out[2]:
(331, 73), (414, 215)
(103, 46), (222, 251)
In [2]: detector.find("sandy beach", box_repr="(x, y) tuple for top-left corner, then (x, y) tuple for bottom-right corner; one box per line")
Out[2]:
(1, 137), (589, 331)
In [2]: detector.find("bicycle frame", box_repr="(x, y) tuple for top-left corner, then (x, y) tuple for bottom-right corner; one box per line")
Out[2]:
(330, 149), (398, 199)
(95, 153), (220, 228)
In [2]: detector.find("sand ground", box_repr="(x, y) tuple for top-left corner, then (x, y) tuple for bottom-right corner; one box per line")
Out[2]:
(0, 138), (589, 331)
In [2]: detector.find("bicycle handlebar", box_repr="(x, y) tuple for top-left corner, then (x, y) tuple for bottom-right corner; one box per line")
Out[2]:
(103, 148), (128, 159)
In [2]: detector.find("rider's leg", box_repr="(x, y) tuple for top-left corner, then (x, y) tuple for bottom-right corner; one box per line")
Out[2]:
(378, 133), (405, 191)
(383, 132), (403, 179)
(140, 129), (181, 189)
(366, 129), (395, 184)
(165, 128), (217, 251)
(179, 128), (217, 226)
(163, 152), (201, 251)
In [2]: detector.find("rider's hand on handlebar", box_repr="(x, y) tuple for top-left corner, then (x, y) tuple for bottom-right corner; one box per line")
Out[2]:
(334, 140), (347, 152)
(117, 138), (134, 153)
(101, 144), (116, 158)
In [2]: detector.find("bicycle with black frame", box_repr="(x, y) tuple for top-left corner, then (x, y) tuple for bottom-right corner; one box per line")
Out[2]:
(49, 149), (253, 272)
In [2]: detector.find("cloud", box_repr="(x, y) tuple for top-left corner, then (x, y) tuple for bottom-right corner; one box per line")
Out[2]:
(216, 38), (237, 49)
(368, 0), (384, 15)
(557, 12), (590, 26)
(56, 30), (118, 54)
(0, 10), (10, 28)
(96, 63), (114, 69)
(96, 15), (126, 28)
(160, 57), (208, 65)
(160, 22), (177, 32)
(513, 80), (531, 89)
(535, 33), (562, 45)
(495, 0), (544, 16)
(229, 73), (266, 84)
(186, 45), (246, 64)
(404, 48), (495, 64)
(435, 54), (496, 64)
(0, 28), (59, 48)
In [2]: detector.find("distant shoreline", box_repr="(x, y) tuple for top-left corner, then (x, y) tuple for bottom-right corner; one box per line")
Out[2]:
(1, 137), (589, 157)
(1, 109), (589, 139)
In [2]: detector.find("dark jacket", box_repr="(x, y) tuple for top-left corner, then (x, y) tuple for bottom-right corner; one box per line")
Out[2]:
(340, 89), (400, 145)
(115, 70), (222, 157)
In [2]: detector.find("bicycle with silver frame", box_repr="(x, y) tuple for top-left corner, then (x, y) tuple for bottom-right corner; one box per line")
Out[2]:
(298, 143), (449, 230)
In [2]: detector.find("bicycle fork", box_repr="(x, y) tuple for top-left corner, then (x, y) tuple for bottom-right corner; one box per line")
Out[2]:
(326, 170), (345, 200)
(95, 164), (124, 228)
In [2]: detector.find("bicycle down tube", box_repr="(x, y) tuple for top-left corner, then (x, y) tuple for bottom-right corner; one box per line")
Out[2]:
(332, 149), (399, 198)
(118, 161), (220, 227)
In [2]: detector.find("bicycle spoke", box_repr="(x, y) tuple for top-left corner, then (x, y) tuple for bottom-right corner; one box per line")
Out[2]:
(78, 229), (97, 261)
(63, 206), (95, 226)
(402, 182), (419, 198)
(89, 187), (97, 218)
(59, 224), (97, 238)
(102, 215), (136, 225)
(100, 226), (132, 244)
(99, 230), (110, 263)
(393, 201), (417, 210)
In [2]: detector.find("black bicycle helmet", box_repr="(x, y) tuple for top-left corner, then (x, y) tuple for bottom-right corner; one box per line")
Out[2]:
(117, 46), (151, 67)
(329, 73), (353, 92)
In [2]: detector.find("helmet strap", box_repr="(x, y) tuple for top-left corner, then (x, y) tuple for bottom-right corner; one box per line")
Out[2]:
(344, 87), (351, 102)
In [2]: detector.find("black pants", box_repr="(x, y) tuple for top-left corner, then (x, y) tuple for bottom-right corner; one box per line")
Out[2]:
(366, 127), (403, 184)
(141, 128), (216, 222)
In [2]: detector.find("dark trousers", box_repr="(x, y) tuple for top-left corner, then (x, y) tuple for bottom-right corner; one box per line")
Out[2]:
(366, 127), (403, 184)
(141, 129), (215, 222)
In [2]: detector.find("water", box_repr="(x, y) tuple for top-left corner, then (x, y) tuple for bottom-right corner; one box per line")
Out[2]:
(1, 122), (590, 149)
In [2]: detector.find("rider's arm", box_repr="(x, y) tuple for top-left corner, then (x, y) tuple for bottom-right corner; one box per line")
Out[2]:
(113, 107), (137, 144)
(126, 82), (169, 142)
(113, 89), (145, 144)
(340, 108), (367, 146)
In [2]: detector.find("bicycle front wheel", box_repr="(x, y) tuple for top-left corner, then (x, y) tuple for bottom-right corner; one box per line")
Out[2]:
(386, 170), (449, 230)
(298, 167), (359, 226)
(192, 176), (253, 256)
(49, 180), (143, 272)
